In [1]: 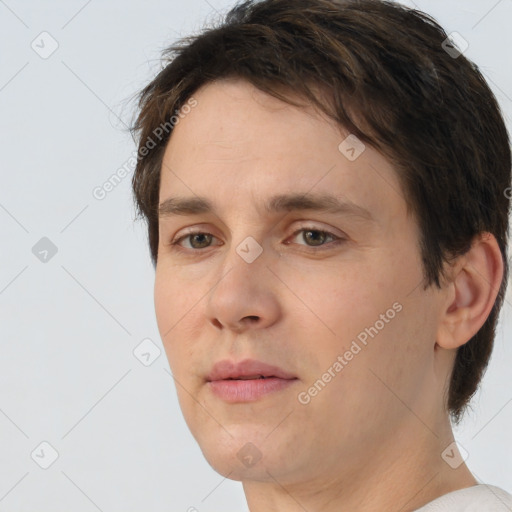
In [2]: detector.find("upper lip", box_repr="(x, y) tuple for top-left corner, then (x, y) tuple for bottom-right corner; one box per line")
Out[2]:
(206, 358), (297, 381)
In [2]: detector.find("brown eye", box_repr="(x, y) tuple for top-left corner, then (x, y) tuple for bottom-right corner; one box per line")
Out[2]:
(302, 229), (329, 246)
(187, 233), (213, 249)
(288, 227), (340, 248)
(171, 231), (218, 250)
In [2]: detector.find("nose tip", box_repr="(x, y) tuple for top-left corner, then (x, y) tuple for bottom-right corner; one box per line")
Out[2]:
(213, 314), (261, 332)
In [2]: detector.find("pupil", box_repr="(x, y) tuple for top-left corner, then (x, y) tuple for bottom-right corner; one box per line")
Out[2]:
(192, 234), (211, 248)
(305, 230), (324, 246)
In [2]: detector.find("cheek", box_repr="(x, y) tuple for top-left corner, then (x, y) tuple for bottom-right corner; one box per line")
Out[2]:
(282, 261), (390, 347)
(154, 267), (217, 388)
(154, 264), (201, 327)
(288, 252), (428, 383)
(154, 271), (194, 365)
(154, 275), (175, 342)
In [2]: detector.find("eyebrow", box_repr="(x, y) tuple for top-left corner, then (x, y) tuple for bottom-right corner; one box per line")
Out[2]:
(158, 193), (374, 222)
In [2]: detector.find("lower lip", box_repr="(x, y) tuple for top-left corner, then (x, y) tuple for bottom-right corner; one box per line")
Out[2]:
(208, 378), (297, 402)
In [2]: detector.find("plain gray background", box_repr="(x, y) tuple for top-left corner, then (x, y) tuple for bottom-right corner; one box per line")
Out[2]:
(0, 0), (511, 510)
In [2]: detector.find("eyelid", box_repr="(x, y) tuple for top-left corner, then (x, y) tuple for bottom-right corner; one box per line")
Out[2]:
(286, 226), (346, 251)
(170, 228), (222, 249)
(169, 222), (346, 252)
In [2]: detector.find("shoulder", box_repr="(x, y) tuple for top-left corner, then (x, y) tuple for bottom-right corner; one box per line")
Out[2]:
(414, 484), (512, 511)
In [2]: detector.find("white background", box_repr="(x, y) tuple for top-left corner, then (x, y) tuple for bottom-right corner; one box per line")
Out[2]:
(0, 0), (511, 510)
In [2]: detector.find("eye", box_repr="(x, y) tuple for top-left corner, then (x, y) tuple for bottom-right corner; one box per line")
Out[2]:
(170, 231), (221, 250)
(287, 227), (343, 249)
(169, 226), (344, 252)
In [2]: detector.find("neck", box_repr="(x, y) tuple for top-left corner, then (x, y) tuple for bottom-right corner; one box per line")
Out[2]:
(242, 412), (477, 512)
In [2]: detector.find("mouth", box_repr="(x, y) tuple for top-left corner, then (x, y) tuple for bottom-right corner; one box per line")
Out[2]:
(206, 359), (298, 402)
(226, 375), (275, 380)
(207, 358), (297, 381)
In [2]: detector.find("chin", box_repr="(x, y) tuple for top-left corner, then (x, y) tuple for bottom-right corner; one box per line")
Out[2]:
(201, 447), (287, 483)
(191, 423), (286, 480)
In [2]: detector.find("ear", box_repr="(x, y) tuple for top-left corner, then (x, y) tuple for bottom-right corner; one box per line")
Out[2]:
(436, 232), (504, 350)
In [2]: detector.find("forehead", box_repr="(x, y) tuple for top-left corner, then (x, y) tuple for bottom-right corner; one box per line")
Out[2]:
(159, 79), (407, 225)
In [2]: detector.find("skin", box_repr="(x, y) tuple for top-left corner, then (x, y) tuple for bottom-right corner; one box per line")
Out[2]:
(153, 78), (503, 512)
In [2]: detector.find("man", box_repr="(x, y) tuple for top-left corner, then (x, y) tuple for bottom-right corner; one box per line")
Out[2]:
(130, 0), (512, 510)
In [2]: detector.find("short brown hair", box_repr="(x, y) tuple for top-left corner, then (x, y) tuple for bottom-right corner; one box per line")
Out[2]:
(130, 0), (511, 423)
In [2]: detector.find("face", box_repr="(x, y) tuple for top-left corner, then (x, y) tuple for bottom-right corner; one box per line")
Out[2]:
(154, 78), (446, 486)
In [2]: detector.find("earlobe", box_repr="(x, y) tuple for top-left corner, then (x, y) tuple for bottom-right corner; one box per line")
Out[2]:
(436, 232), (504, 350)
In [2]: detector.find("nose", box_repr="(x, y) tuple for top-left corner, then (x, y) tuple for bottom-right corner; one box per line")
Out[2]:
(205, 241), (282, 333)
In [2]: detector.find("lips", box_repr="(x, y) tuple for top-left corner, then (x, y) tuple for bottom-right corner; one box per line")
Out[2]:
(206, 359), (298, 402)
(206, 358), (297, 382)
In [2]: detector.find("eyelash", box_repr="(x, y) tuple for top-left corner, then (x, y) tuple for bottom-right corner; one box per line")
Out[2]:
(169, 226), (345, 253)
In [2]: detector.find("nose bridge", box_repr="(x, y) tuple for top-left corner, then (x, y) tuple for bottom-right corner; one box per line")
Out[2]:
(215, 232), (268, 299)
(221, 205), (268, 270)
(205, 230), (280, 331)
